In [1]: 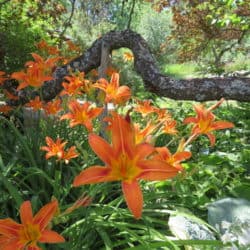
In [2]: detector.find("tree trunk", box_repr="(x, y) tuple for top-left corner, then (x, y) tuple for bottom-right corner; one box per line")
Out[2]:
(3, 29), (250, 105)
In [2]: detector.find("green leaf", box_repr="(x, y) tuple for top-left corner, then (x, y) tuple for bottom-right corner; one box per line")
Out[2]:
(0, 155), (23, 206)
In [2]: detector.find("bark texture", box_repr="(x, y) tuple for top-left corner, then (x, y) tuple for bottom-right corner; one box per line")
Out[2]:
(3, 29), (250, 104)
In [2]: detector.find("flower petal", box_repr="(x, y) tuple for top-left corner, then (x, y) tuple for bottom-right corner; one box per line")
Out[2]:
(206, 133), (216, 146)
(211, 121), (234, 130)
(0, 218), (22, 237)
(183, 117), (197, 124)
(138, 160), (179, 180)
(39, 230), (65, 243)
(173, 151), (192, 162)
(110, 113), (134, 157)
(122, 181), (143, 219)
(33, 200), (58, 231)
(20, 201), (33, 225)
(0, 238), (23, 250)
(73, 166), (115, 186)
(134, 143), (155, 159)
(88, 134), (115, 165)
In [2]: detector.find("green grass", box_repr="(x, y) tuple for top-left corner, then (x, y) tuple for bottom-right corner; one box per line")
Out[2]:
(164, 63), (198, 78)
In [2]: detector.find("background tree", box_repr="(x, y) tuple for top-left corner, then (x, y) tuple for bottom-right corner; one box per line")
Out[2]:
(0, 0), (69, 72)
(152, 0), (250, 75)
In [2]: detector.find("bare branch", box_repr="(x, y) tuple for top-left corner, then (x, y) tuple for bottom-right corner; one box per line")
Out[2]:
(3, 30), (250, 105)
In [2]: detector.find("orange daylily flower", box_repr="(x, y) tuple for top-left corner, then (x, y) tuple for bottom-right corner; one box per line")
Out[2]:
(41, 136), (78, 163)
(25, 53), (59, 74)
(36, 40), (59, 55)
(161, 119), (178, 135)
(123, 52), (134, 62)
(3, 90), (19, 100)
(73, 112), (180, 219)
(106, 66), (118, 77)
(12, 67), (53, 90)
(60, 101), (103, 131)
(134, 100), (156, 117)
(94, 73), (131, 105)
(26, 96), (43, 111)
(183, 98), (234, 146)
(154, 108), (172, 122)
(66, 40), (81, 53)
(153, 143), (192, 171)
(12, 53), (58, 90)
(43, 98), (62, 115)
(0, 200), (65, 250)
(0, 71), (7, 85)
(60, 73), (85, 96)
(134, 122), (158, 144)
(63, 146), (79, 164)
(0, 104), (12, 114)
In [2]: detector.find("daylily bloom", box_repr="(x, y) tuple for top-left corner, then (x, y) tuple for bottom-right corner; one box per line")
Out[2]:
(73, 112), (180, 219)
(3, 90), (19, 100)
(12, 53), (58, 90)
(183, 99), (234, 146)
(161, 119), (178, 135)
(60, 73), (85, 96)
(153, 141), (192, 171)
(133, 100), (156, 117)
(66, 40), (81, 53)
(41, 136), (78, 163)
(25, 53), (59, 75)
(0, 105), (12, 114)
(123, 52), (134, 62)
(105, 66), (118, 77)
(0, 200), (65, 250)
(36, 40), (59, 55)
(0, 71), (7, 85)
(12, 67), (53, 90)
(154, 108), (172, 122)
(43, 98), (62, 115)
(60, 101), (103, 131)
(94, 73), (131, 105)
(134, 121), (158, 144)
(26, 96), (43, 111)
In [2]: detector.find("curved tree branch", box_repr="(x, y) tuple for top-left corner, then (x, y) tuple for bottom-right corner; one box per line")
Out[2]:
(3, 29), (250, 105)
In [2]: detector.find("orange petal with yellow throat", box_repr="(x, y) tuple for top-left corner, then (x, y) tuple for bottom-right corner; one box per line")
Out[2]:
(33, 200), (58, 231)
(39, 230), (65, 243)
(20, 201), (33, 225)
(73, 166), (115, 186)
(122, 180), (143, 219)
